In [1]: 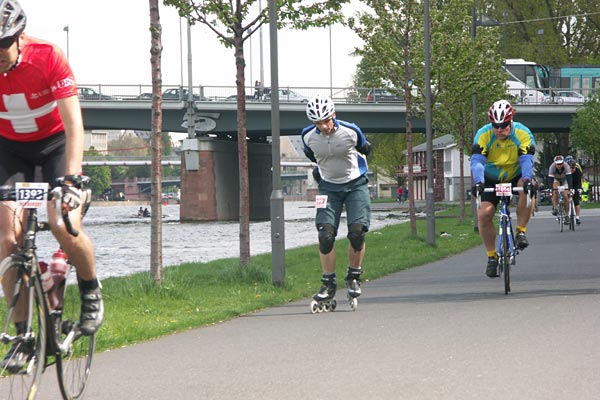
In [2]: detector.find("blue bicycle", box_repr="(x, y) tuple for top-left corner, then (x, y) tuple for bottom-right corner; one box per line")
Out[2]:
(477, 183), (530, 295)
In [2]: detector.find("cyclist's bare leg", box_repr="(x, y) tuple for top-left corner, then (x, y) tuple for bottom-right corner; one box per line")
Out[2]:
(552, 181), (560, 209)
(477, 201), (497, 253)
(0, 202), (27, 323)
(563, 190), (570, 215)
(516, 186), (533, 228)
(47, 201), (97, 280)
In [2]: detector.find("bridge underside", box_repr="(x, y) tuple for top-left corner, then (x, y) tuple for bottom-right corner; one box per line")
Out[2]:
(81, 102), (577, 136)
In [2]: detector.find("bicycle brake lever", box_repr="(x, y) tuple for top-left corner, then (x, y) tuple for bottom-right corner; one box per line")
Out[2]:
(51, 186), (79, 237)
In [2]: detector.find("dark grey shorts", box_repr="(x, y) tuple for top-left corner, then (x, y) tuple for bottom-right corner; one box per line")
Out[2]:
(0, 132), (66, 187)
(315, 175), (371, 232)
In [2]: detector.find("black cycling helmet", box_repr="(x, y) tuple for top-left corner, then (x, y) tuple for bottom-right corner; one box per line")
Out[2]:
(0, 0), (26, 40)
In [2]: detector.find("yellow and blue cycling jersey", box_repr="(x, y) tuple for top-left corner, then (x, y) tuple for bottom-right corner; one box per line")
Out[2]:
(470, 121), (535, 184)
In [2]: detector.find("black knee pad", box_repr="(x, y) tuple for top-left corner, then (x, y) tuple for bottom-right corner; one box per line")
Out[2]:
(347, 223), (367, 251)
(317, 224), (336, 254)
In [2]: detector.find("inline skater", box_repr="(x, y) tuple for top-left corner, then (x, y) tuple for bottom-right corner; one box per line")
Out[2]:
(547, 155), (572, 221)
(565, 155), (582, 225)
(0, 0), (103, 372)
(301, 95), (371, 311)
(470, 100), (536, 278)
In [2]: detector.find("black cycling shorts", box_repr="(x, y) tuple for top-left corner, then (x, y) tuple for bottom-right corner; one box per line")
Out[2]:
(0, 132), (66, 187)
(481, 175), (522, 208)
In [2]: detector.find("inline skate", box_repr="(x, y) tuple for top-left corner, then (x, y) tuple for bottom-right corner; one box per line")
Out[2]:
(346, 267), (363, 311)
(309, 274), (337, 313)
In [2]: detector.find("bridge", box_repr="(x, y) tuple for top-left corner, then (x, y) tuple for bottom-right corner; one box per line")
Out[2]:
(81, 100), (579, 135)
(79, 85), (582, 221)
(78, 85), (581, 135)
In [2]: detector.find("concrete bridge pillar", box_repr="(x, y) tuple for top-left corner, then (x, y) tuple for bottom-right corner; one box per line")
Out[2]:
(179, 138), (272, 221)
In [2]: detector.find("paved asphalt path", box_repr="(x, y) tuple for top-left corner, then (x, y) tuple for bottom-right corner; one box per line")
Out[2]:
(35, 206), (600, 400)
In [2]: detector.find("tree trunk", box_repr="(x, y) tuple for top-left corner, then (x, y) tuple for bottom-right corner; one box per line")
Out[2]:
(149, 0), (163, 282)
(403, 30), (417, 236)
(234, 32), (250, 268)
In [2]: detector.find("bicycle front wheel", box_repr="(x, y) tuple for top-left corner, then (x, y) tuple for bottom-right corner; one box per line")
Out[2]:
(500, 218), (511, 295)
(55, 268), (95, 400)
(559, 208), (564, 232)
(0, 257), (47, 400)
(569, 204), (575, 231)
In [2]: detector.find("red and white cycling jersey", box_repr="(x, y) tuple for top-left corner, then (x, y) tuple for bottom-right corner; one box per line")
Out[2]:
(0, 35), (77, 142)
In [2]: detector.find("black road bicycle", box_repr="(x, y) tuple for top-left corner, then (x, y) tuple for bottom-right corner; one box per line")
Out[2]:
(477, 183), (531, 295)
(0, 179), (95, 400)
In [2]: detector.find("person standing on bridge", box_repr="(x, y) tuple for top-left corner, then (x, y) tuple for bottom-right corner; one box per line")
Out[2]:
(0, 0), (103, 371)
(301, 95), (371, 308)
(471, 99), (537, 278)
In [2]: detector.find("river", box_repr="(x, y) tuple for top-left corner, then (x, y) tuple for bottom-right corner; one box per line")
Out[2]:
(33, 201), (406, 281)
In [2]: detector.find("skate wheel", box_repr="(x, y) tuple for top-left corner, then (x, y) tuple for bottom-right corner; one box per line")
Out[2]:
(330, 299), (337, 311)
(310, 300), (319, 314)
(349, 297), (358, 311)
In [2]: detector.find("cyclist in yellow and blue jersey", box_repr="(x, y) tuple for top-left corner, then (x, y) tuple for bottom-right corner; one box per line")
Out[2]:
(470, 100), (536, 278)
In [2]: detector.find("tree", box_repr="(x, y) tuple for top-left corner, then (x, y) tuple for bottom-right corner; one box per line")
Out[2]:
(485, 0), (600, 66)
(149, 0), (164, 283)
(423, 0), (506, 223)
(349, 0), (423, 236)
(164, 0), (349, 268)
(82, 147), (112, 197)
(570, 96), (600, 192)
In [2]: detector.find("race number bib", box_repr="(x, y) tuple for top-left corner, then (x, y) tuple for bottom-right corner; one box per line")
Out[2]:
(315, 195), (328, 209)
(495, 182), (512, 197)
(16, 182), (49, 208)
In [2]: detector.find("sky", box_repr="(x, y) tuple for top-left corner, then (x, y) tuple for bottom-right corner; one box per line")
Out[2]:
(21, 0), (366, 90)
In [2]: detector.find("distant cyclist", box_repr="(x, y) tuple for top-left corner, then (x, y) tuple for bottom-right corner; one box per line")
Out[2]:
(547, 155), (572, 220)
(565, 155), (582, 225)
(471, 100), (536, 278)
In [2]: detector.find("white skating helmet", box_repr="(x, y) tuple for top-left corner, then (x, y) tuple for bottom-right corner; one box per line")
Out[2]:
(0, 0), (26, 40)
(306, 95), (335, 122)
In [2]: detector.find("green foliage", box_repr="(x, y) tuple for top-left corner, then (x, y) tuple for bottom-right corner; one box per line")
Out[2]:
(368, 133), (426, 184)
(483, 0), (600, 66)
(82, 147), (112, 196)
(571, 97), (600, 162)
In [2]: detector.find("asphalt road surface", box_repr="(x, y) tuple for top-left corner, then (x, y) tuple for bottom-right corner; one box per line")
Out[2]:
(35, 206), (600, 399)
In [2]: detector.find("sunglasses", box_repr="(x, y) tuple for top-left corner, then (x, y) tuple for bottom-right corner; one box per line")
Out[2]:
(0, 34), (18, 50)
(491, 121), (510, 129)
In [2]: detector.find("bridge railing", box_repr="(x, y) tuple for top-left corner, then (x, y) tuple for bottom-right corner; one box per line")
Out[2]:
(77, 84), (594, 105)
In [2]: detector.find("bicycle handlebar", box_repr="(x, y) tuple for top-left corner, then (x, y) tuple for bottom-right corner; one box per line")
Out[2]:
(475, 186), (530, 209)
(0, 186), (80, 237)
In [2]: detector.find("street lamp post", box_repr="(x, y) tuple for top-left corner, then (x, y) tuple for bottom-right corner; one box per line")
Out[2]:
(471, 9), (500, 231)
(63, 25), (69, 61)
(502, 11), (508, 62)
(537, 29), (544, 65)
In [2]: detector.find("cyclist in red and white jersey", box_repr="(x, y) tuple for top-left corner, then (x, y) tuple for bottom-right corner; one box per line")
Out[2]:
(0, 0), (103, 372)
(547, 155), (572, 218)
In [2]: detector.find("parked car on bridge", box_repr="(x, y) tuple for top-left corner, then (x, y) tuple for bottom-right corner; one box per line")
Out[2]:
(162, 88), (209, 101)
(136, 92), (153, 100)
(78, 86), (113, 100)
(366, 88), (404, 103)
(262, 88), (310, 103)
(555, 90), (586, 104)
